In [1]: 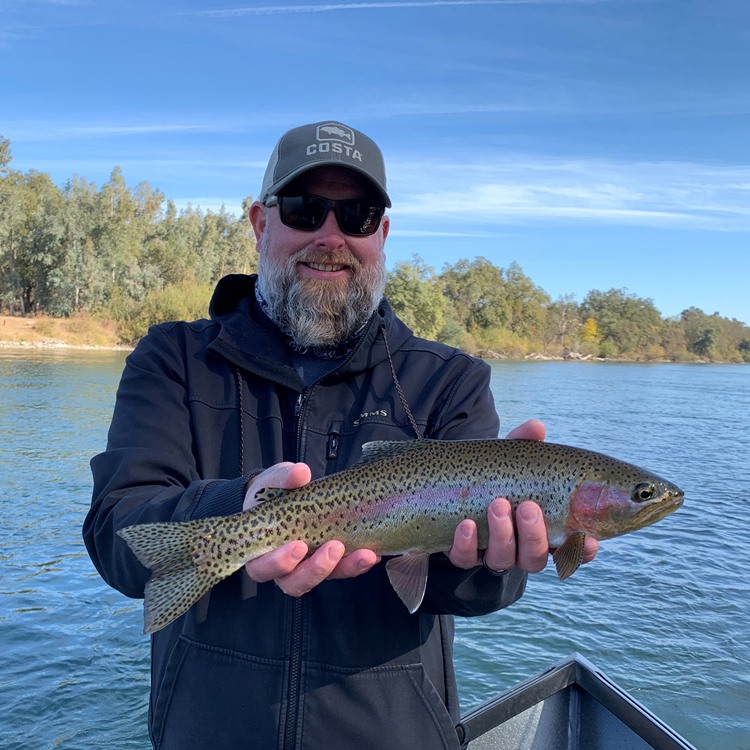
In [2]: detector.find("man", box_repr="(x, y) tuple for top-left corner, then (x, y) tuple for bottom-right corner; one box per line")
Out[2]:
(83, 120), (596, 750)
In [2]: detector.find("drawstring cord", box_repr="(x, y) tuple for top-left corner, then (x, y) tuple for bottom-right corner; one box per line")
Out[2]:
(235, 366), (245, 476)
(380, 323), (423, 440)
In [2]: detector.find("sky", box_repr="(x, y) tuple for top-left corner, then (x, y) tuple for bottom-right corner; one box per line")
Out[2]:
(2, 0), (749, 323)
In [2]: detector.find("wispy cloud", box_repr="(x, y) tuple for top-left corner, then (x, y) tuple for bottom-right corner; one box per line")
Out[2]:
(189, 0), (620, 17)
(392, 155), (750, 232)
(5, 121), (234, 142)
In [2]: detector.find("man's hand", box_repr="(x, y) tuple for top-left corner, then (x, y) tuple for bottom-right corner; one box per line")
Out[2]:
(243, 463), (380, 597)
(446, 419), (599, 573)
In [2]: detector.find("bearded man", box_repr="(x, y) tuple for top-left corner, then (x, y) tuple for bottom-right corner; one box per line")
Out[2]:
(84, 120), (596, 750)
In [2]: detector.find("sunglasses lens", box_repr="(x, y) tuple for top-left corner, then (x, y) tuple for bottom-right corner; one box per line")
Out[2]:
(278, 194), (327, 230)
(339, 202), (384, 236)
(277, 194), (383, 236)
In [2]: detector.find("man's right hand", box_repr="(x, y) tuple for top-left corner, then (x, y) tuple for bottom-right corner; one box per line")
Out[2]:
(243, 463), (380, 597)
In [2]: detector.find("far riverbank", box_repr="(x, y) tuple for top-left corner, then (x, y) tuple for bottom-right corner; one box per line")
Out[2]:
(1, 315), (742, 363)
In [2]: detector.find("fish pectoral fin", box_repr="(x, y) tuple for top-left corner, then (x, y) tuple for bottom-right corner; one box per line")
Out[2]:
(385, 552), (431, 613)
(553, 532), (586, 581)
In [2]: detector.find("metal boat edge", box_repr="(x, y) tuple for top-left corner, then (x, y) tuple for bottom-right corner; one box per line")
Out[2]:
(457, 653), (698, 749)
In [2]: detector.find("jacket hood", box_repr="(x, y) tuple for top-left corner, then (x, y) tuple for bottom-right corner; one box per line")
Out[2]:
(206, 274), (413, 387)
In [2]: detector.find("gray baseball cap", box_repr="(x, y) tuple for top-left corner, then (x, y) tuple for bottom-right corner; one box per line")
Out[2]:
(259, 121), (391, 207)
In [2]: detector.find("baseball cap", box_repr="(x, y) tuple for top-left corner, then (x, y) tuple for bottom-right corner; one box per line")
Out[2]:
(259, 121), (391, 207)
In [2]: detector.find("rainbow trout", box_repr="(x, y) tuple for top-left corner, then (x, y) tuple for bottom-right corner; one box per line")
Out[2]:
(118, 439), (683, 634)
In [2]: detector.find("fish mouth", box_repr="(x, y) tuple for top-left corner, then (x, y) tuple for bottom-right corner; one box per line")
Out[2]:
(636, 489), (684, 527)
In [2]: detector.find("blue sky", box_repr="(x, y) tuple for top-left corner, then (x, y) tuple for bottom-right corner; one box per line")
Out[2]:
(3, 0), (749, 323)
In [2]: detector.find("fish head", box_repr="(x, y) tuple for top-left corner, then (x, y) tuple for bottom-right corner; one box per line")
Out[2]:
(567, 464), (684, 541)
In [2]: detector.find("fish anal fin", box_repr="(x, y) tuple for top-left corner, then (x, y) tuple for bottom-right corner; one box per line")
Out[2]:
(385, 552), (431, 613)
(553, 532), (586, 581)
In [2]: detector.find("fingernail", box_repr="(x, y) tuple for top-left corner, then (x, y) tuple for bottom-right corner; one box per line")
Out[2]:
(519, 503), (540, 522)
(460, 522), (474, 539)
(491, 501), (511, 520)
(327, 542), (345, 560)
(290, 545), (306, 562)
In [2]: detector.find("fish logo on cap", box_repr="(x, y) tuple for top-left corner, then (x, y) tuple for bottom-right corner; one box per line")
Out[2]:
(317, 123), (355, 145)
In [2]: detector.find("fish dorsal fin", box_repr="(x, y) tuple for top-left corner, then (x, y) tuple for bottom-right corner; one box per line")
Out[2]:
(359, 439), (433, 465)
(385, 552), (431, 613)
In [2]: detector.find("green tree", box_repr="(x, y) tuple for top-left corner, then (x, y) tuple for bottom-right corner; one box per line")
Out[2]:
(0, 167), (27, 313)
(20, 171), (66, 314)
(440, 257), (510, 331)
(503, 261), (550, 338)
(61, 176), (104, 313)
(692, 327), (718, 359)
(385, 256), (445, 339)
(580, 288), (663, 357)
(0, 134), (11, 173)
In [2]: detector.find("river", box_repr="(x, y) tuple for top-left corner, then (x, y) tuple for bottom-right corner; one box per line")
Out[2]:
(1, 350), (748, 749)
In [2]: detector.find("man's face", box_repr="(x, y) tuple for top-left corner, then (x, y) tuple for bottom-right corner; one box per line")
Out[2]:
(250, 166), (390, 349)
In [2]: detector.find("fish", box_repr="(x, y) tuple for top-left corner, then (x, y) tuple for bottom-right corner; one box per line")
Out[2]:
(117, 439), (684, 634)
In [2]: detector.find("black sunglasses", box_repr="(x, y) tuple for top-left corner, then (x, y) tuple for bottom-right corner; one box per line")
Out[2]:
(264, 193), (385, 237)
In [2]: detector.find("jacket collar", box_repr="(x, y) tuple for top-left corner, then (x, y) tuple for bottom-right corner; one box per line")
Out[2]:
(206, 274), (413, 388)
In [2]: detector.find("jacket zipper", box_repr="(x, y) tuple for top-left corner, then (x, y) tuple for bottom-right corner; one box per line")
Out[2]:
(283, 596), (304, 750)
(281, 335), (377, 747)
(284, 387), (310, 750)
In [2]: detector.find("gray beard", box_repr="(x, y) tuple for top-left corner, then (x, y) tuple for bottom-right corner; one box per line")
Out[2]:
(256, 238), (386, 350)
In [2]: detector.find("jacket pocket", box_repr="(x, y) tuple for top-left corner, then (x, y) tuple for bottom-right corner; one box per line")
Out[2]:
(151, 635), (285, 750)
(300, 662), (462, 750)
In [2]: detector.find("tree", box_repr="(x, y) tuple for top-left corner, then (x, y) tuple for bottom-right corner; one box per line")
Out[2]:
(692, 327), (718, 359)
(544, 294), (581, 353)
(385, 256), (445, 339)
(580, 288), (662, 357)
(0, 167), (26, 313)
(503, 261), (550, 338)
(0, 134), (11, 174)
(19, 171), (66, 314)
(440, 257), (510, 331)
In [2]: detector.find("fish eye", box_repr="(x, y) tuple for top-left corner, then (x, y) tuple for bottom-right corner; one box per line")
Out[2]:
(633, 482), (658, 503)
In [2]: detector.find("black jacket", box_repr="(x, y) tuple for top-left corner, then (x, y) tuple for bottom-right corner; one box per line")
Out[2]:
(83, 274), (527, 750)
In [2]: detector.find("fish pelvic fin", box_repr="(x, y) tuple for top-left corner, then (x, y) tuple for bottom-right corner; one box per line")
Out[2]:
(553, 532), (586, 581)
(118, 518), (227, 635)
(385, 552), (431, 613)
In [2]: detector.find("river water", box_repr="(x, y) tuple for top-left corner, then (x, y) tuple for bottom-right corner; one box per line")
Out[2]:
(0, 350), (748, 749)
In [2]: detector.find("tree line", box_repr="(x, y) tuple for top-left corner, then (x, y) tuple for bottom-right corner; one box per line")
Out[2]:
(386, 257), (750, 362)
(1, 134), (748, 361)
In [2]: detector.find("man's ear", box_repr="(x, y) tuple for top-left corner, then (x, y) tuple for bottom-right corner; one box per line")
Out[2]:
(249, 201), (266, 245)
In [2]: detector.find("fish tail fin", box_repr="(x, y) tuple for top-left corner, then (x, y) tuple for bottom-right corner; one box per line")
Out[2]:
(118, 518), (225, 635)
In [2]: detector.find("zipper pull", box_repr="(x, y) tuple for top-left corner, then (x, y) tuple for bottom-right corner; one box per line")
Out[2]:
(295, 393), (303, 417)
(327, 431), (340, 461)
